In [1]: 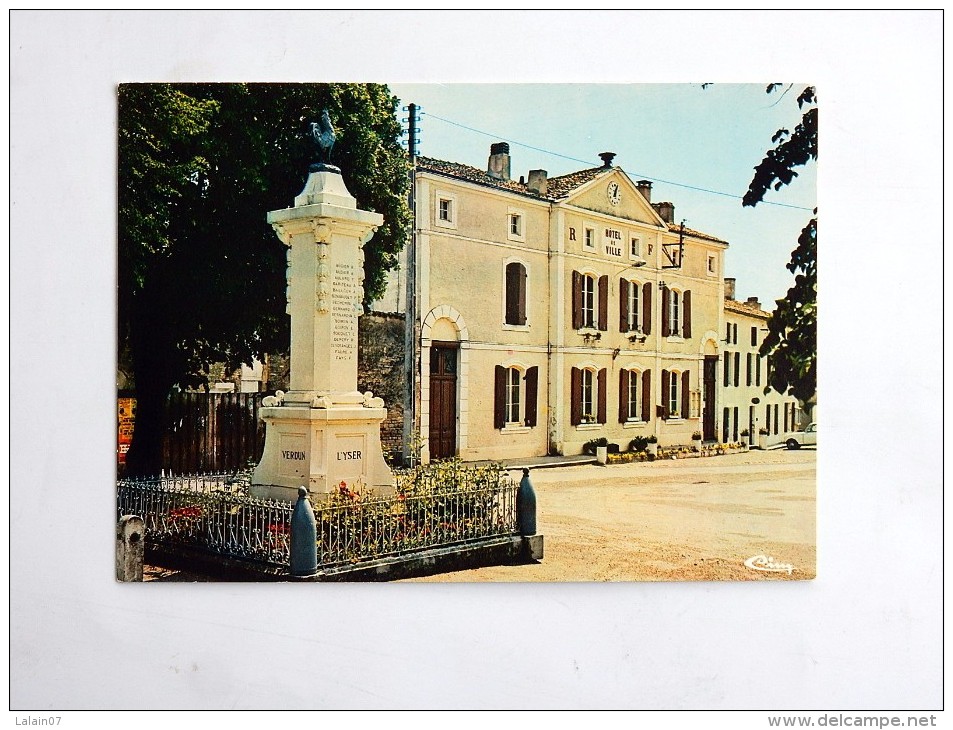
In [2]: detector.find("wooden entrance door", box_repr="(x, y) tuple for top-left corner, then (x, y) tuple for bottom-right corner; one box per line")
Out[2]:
(428, 344), (458, 459)
(703, 356), (717, 441)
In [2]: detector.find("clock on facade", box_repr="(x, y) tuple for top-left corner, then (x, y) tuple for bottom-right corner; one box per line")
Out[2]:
(607, 181), (621, 206)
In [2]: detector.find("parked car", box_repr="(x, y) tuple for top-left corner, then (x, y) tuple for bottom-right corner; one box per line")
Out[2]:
(785, 422), (817, 450)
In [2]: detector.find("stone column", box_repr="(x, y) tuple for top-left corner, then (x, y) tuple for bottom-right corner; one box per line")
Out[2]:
(251, 165), (394, 501)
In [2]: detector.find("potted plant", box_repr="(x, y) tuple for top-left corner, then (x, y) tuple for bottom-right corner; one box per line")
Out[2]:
(584, 436), (609, 464)
(629, 436), (649, 453)
(691, 431), (702, 452)
(646, 434), (658, 457)
(758, 427), (769, 450)
(739, 428), (750, 449)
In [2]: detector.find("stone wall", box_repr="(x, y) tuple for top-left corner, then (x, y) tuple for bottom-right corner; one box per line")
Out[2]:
(357, 312), (406, 463)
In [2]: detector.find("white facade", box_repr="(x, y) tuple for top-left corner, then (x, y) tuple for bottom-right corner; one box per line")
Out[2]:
(719, 294), (803, 447)
(375, 144), (741, 461)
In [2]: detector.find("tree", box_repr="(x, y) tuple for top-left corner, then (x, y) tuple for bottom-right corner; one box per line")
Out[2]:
(118, 83), (411, 476)
(744, 85), (817, 408)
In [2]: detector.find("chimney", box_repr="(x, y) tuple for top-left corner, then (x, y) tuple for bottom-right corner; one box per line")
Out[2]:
(636, 180), (652, 203)
(654, 201), (675, 224)
(527, 169), (548, 195)
(746, 296), (760, 308)
(599, 152), (616, 168)
(724, 277), (736, 300)
(487, 142), (511, 181)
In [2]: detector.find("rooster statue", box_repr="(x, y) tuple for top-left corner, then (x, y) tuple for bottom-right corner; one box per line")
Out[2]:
(310, 109), (336, 165)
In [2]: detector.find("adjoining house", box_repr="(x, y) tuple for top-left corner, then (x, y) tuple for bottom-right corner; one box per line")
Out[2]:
(375, 143), (738, 462)
(719, 281), (803, 447)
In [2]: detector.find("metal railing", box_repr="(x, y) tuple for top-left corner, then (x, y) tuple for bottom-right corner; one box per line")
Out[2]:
(117, 471), (293, 566)
(117, 465), (518, 571)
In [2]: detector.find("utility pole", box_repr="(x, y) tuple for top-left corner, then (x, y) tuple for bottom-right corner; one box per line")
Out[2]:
(402, 104), (420, 464)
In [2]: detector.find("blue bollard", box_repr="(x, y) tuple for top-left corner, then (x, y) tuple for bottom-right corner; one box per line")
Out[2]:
(290, 486), (318, 577)
(516, 468), (537, 536)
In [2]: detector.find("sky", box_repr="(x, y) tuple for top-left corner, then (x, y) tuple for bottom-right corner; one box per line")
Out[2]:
(389, 83), (816, 307)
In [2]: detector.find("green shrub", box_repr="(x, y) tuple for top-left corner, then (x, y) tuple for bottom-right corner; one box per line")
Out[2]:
(583, 437), (609, 455)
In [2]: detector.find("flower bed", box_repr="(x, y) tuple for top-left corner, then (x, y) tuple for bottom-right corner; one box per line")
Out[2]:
(605, 442), (749, 464)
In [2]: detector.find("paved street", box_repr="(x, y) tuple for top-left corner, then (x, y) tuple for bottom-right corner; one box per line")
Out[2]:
(404, 447), (816, 582)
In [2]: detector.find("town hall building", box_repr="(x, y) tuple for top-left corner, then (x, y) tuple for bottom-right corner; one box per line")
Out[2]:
(374, 142), (795, 462)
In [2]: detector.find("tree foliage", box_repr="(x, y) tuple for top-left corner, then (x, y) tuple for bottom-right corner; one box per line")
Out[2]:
(118, 83), (410, 475)
(745, 85), (817, 406)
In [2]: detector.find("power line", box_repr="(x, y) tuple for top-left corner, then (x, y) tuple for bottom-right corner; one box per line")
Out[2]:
(423, 112), (815, 213)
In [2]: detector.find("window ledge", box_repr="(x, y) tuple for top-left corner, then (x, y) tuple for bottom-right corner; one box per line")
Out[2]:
(502, 424), (531, 435)
(575, 422), (603, 431)
(666, 335), (686, 343)
(664, 418), (685, 424)
(622, 420), (648, 429)
(502, 324), (531, 332)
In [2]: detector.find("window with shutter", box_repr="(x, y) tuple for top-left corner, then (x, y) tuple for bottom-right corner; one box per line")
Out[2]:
(619, 278), (630, 333)
(681, 370), (690, 419)
(570, 367), (582, 425)
(734, 352), (740, 387)
(746, 353), (752, 386)
(581, 369), (595, 422)
(597, 275), (608, 331)
(572, 270), (583, 329)
(668, 370), (680, 417)
(661, 369), (670, 419)
(642, 282), (652, 335)
(641, 369), (652, 422)
(618, 368), (628, 423)
(503, 262), (527, 326)
(524, 366), (538, 427)
(669, 289), (681, 336)
(722, 407), (730, 442)
(661, 286), (670, 336)
(505, 367), (521, 424)
(597, 368), (607, 424)
(682, 290), (692, 338)
(582, 275), (596, 328)
(628, 370), (639, 420)
(629, 281), (640, 331)
(723, 351), (730, 387)
(493, 365), (506, 430)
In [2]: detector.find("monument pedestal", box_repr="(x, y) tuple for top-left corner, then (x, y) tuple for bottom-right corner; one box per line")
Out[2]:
(251, 403), (394, 502)
(251, 162), (395, 501)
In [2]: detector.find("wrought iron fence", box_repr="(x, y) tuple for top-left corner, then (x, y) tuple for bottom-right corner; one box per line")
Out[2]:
(117, 471), (293, 566)
(117, 463), (518, 571)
